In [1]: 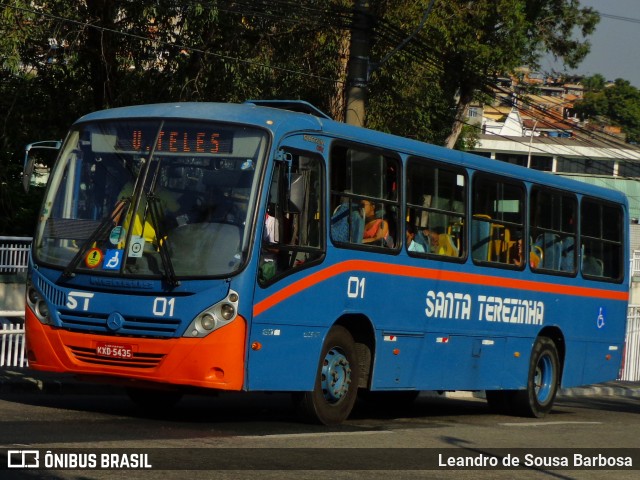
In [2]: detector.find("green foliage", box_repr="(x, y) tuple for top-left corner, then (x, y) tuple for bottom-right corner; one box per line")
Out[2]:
(574, 78), (640, 144)
(367, 0), (599, 147)
(0, 0), (351, 234)
(582, 73), (607, 92)
(0, 0), (604, 234)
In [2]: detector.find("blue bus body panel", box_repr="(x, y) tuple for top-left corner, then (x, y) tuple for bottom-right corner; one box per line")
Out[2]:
(30, 265), (232, 338)
(247, 249), (627, 392)
(242, 124), (628, 394)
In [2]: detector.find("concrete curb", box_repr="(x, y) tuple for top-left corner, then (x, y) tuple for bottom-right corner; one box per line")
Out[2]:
(558, 383), (640, 398)
(424, 381), (640, 400)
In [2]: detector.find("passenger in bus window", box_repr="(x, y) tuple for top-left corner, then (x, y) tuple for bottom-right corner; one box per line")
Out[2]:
(361, 200), (389, 244)
(511, 231), (540, 268)
(420, 226), (443, 254)
(511, 233), (525, 267)
(259, 208), (279, 282)
(406, 223), (425, 253)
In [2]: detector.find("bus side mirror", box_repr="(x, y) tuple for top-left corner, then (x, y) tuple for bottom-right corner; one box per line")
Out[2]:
(23, 140), (61, 193)
(275, 150), (304, 213)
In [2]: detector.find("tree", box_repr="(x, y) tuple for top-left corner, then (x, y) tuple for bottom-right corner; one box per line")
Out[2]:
(582, 73), (607, 92)
(366, 0), (599, 147)
(0, 0), (352, 234)
(0, 0), (603, 234)
(574, 78), (640, 144)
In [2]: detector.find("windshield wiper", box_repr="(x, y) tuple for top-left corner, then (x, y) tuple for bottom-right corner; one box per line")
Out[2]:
(60, 199), (130, 281)
(145, 192), (180, 288)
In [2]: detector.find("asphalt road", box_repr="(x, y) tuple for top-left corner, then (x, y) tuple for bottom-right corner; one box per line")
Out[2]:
(0, 387), (639, 480)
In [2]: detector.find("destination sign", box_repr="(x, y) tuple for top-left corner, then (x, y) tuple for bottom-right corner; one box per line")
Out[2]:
(115, 126), (233, 154)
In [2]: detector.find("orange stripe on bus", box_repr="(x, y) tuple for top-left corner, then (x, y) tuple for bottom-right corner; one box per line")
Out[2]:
(252, 260), (629, 317)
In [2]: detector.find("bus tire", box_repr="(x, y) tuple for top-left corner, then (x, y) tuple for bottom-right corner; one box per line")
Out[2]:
(513, 336), (560, 418)
(297, 325), (359, 425)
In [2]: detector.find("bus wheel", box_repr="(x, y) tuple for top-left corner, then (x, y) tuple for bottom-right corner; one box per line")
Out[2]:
(126, 387), (183, 412)
(513, 336), (560, 418)
(298, 326), (359, 425)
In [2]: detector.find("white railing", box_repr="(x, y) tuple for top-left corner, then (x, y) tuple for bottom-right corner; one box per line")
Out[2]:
(632, 251), (640, 280)
(1, 236), (31, 368)
(0, 323), (28, 368)
(0, 236), (31, 317)
(0, 236), (32, 273)
(621, 306), (640, 381)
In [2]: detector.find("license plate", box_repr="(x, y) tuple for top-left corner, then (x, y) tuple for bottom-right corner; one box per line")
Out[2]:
(96, 342), (134, 359)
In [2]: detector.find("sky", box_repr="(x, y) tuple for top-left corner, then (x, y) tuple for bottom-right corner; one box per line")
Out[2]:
(541, 0), (640, 87)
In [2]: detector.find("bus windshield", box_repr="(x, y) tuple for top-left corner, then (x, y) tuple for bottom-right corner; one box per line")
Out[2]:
(34, 119), (268, 280)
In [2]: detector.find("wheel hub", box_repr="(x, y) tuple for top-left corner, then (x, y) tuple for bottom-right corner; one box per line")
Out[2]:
(320, 347), (352, 404)
(534, 354), (553, 403)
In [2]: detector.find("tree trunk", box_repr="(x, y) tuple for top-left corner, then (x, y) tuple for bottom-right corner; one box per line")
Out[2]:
(328, 34), (351, 122)
(85, 0), (118, 110)
(344, 0), (371, 126)
(444, 87), (474, 149)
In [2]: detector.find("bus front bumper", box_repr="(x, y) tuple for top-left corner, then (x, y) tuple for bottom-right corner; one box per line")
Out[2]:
(24, 309), (247, 391)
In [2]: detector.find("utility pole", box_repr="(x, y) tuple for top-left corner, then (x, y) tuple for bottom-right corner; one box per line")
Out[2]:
(345, 0), (370, 127)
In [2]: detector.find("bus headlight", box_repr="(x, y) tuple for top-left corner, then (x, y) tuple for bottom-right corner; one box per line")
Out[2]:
(220, 303), (235, 321)
(200, 312), (216, 331)
(184, 290), (240, 338)
(26, 284), (51, 325)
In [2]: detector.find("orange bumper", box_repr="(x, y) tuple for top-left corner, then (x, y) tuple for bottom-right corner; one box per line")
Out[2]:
(25, 308), (246, 391)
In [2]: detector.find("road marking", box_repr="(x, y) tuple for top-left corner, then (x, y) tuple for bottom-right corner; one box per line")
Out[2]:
(241, 430), (394, 439)
(499, 421), (602, 427)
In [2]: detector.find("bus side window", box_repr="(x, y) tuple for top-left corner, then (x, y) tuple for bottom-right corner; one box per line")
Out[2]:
(472, 174), (523, 265)
(329, 144), (400, 250)
(580, 198), (623, 281)
(406, 157), (466, 258)
(530, 187), (577, 274)
(259, 151), (325, 284)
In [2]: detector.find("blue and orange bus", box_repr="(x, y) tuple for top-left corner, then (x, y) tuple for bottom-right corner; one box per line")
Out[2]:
(24, 100), (628, 424)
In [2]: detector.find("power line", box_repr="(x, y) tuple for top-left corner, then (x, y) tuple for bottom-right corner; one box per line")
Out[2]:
(599, 13), (640, 25)
(367, 14), (640, 167)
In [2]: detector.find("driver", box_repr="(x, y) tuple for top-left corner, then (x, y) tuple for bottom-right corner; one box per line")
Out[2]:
(117, 182), (181, 244)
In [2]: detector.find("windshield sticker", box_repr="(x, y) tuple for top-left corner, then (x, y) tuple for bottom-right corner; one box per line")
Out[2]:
(241, 159), (254, 170)
(128, 235), (145, 258)
(103, 250), (123, 271)
(109, 226), (125, 245)
(85, 248), (103, 269)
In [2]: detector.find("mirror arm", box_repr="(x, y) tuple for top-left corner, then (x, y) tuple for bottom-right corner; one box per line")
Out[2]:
(22, 140), (62, 193)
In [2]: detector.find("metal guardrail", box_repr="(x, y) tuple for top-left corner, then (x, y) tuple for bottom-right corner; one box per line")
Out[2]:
(0, 236), (31, 274)
(0, 322), (28, 368)
(621, 306), (640, 381)
(0, 236), (31, 318)
(0, 236), (30, 368)
(633, 251), (640, 281)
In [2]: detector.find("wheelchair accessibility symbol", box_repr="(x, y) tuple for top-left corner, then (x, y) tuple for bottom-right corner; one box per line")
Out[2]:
(597, 307), (606, 329)
(103, 249), (123, 271)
